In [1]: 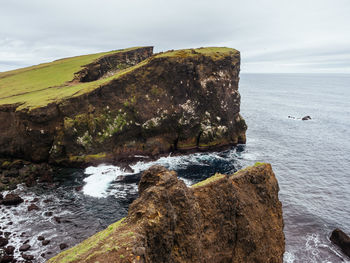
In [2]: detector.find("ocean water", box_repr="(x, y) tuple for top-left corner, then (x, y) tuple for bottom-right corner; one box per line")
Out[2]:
(1, 73), (349, 262)
(239, 73), (350, 262)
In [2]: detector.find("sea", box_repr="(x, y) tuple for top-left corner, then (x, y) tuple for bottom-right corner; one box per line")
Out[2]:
(1, 73), (349, 262)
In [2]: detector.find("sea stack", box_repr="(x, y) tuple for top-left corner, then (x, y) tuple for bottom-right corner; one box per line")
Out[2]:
(48, 163), (285, 263)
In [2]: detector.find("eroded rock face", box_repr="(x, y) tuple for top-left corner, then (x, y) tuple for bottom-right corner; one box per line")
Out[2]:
(49, 163), (285, 263)
(0, 47), (246, 168)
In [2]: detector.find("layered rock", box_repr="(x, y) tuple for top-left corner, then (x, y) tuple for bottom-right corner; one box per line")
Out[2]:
(0, 47), (246, 168)
(48, 163), (285, 263)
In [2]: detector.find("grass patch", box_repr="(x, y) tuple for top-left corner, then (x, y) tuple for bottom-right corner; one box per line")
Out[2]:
(156, 47), (238, 60)
(192, 173), (226, 188)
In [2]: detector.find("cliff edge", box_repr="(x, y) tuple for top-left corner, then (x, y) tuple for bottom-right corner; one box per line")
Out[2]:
(0, 47), (246, 167)
(48, 163), (285, 263)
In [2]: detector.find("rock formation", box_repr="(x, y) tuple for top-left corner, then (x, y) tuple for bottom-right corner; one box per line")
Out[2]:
(48, 163), (285, 263)
(0, 47), (246, 169)
(330, 228), (350, 257)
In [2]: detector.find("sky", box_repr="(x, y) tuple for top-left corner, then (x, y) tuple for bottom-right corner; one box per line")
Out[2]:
(1, 0), (350, 73)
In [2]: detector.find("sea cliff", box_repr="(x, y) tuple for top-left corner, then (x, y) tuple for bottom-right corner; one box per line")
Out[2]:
(0, 46), (246, 189)
(48, 163), (285, 263)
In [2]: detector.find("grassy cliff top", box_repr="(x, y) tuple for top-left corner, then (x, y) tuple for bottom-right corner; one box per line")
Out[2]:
(0, 47), (143, 110)
(156, 47), (239, 59)
(0, 47), (237, 110)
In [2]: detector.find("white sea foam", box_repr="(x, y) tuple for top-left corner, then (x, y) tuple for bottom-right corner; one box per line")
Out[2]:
(83, 165), (133, 197)
(82, 151), (234, 197)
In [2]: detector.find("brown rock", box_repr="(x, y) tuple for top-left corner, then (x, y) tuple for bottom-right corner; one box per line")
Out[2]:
(49, 163), (284, 263)
(42, 240), (50, 246)
(0, 237), (8, 247)
(0, 255), (13, 263)
(21, 253), (34, 260)
(19, 244), (31, 251)
(27, 204), (40, 211)
(4, 245), (15, 254)
(330, 228), (350, 257)
(2, 193), (23, 206)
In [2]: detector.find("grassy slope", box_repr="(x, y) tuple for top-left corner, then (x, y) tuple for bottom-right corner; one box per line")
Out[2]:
(0, 47), (141, 109)
(0, 47), (237, 110)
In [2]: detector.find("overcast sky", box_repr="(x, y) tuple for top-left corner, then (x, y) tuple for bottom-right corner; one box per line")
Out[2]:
(1, 0), (350, 73)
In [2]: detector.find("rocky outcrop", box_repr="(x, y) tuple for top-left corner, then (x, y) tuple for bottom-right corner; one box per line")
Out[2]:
(48, 163), (285, 263)
(0, 47), (246, 169)
(330, 228), (350, 257)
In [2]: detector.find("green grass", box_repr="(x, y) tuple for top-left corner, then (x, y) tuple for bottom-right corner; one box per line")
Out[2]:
(156, 47), (238, 59)
(192, 173), (226, 188)
(0, 47), (236, 110)
(0, 47), (142, 110)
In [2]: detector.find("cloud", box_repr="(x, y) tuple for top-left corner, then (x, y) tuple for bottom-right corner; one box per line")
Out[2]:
(0, 0), (350, 72)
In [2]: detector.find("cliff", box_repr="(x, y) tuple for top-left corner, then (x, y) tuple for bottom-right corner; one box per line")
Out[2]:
(0, 47), (246, 167)
(48, 163), (285, 263)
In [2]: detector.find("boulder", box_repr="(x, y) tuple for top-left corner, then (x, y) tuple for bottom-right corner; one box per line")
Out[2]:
(0, 237), (8, 247)
(330, 228), (350, 257)
(2, 193), (23, 206)
(19, 244), (31, 252)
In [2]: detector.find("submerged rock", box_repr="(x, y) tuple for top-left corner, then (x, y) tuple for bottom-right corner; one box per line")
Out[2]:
(1, 194), (23, 206)
(302, 115), (311, 120)
(49, 163), (284, 263)
(330, 228), (350, 257)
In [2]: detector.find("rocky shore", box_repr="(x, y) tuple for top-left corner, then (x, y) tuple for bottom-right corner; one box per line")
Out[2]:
(48, 163), (285, 263)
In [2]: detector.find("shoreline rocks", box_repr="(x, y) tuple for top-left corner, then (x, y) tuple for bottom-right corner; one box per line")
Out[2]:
(1, 193), (23, 206)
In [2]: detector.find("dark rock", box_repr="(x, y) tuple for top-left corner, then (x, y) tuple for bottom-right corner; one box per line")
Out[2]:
(42, 240), (50, 246)
(37, 236), (44, 241)
(4, 245), (15, 255)
(0, 255), (13, 263)
(302, 115), (311, 120)
(0, 193), (2, 200)
(23, 239), (30, 244)
(330, 228), (350, 257)
(3, 233), (10, 238)
(20, 232), (26, 237)
(2, 194), (23, 206)
(43, 199), (53, 203)
(27, 204), (39, 211)
(21, 253), (34, 261)
(59, 243), (68, 250)
(54, 217), (61, 223)
(19, 244), (30, 252)
(0, 237), (8, 247)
